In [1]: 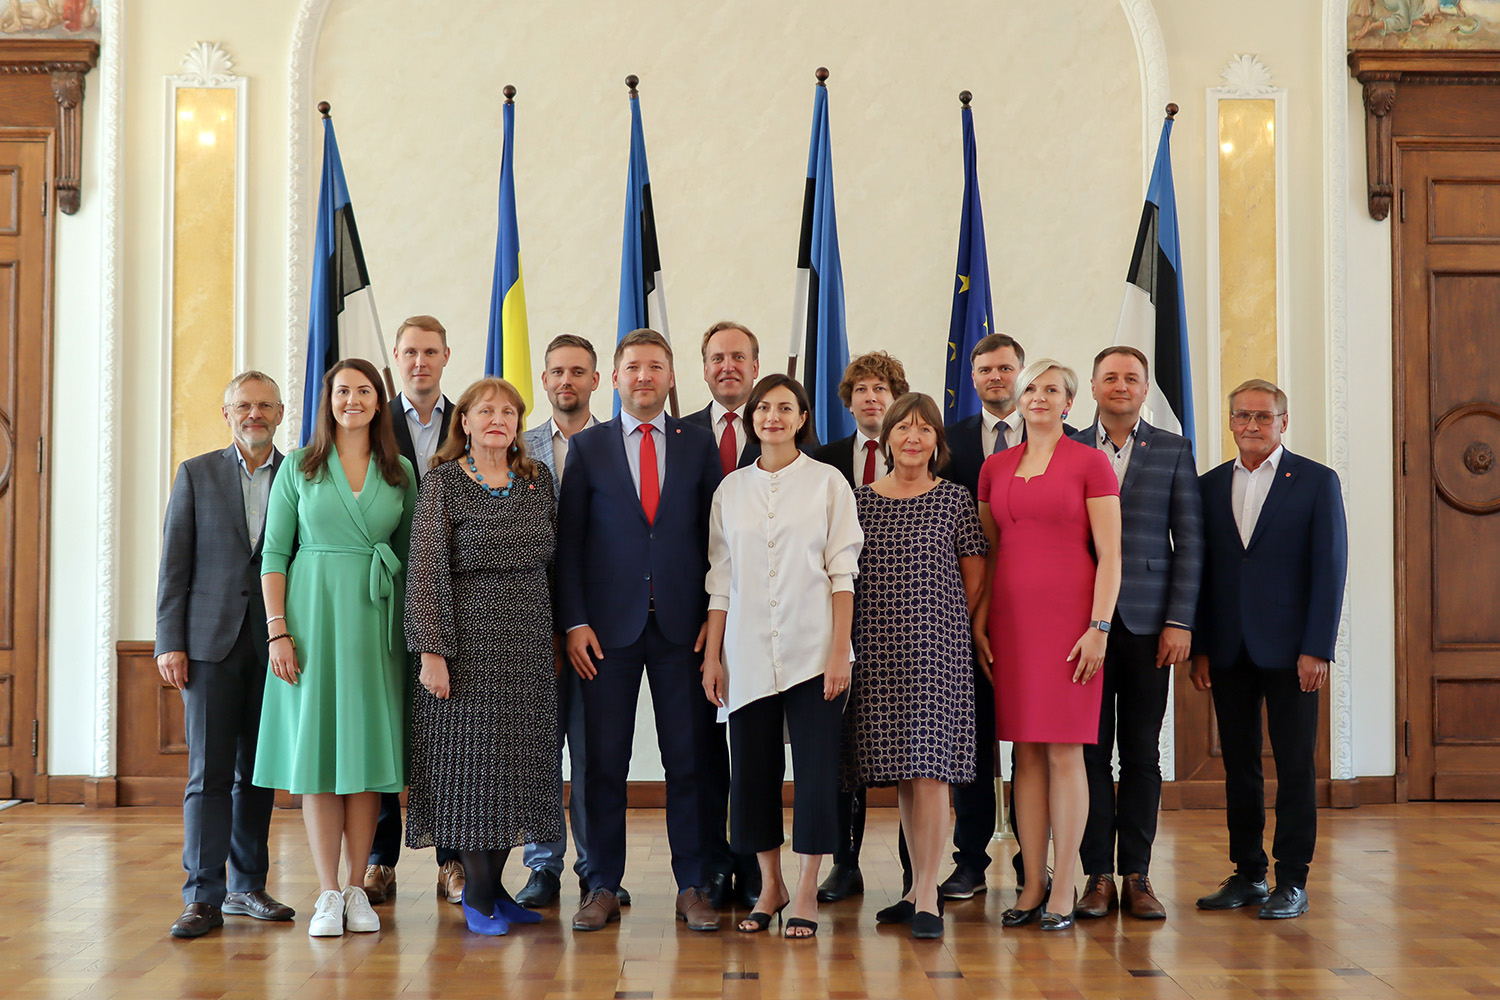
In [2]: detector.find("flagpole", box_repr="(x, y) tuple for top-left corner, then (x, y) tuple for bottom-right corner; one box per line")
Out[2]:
(787, 65), (829, 384)
(625, 74), (680, 418)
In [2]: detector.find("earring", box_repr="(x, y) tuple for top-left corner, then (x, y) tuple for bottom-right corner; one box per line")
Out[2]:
(464, 440), (471, 453)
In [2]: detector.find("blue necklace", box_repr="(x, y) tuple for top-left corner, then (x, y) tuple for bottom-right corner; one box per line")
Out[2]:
(466, 454), (515, 498)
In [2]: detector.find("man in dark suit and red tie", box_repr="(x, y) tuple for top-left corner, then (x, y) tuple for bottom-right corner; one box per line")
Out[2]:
(1071, 346), (1203, 921)
(1191, 378), (1347, 920)
(157, 372), (294, 938)
(811, 350), (909, 902)
(367, 314), (462, 907)
(558, 328), (725, 933)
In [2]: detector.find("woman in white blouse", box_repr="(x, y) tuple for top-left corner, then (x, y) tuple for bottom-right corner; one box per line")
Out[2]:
(702, 374), (863, 940)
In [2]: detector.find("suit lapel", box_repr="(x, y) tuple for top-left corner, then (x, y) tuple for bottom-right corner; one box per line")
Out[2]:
(1118, 420), (1152, 500)
(218, 445), (254, 554)
(390, 397), (417, 472)
(1246, 451), (1297, 552)
(604, 417), (652, 527)
(661, 415), (691, 515)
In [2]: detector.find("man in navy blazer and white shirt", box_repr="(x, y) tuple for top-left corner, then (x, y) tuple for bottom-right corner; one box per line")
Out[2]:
(558, 328), (725, 933)
(157, 372), (294, 938)
(367, 315), (462, 907)
(513, 334), (617, 911)
(1191, 378), (1347, 921)
(1071, 346), (1203, 921)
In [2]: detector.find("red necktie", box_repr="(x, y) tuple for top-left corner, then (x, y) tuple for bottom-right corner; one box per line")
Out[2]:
(862, 440), (878, 486)
(719, 412), (738, 477)
(639, 426), (660, 524)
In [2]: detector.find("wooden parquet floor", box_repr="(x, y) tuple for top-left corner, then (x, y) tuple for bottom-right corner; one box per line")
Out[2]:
(3, 803), (1500, 999)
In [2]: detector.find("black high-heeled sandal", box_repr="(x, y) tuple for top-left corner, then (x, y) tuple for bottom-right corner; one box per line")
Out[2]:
(784, 916), (818, 939)
(737, 900), (789, 933)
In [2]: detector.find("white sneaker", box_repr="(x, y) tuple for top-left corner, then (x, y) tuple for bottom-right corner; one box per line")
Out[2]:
(343, 884), (380, 933)
(308, 890), (345, 937)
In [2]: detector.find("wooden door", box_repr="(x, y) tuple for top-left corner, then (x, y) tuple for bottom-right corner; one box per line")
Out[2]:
(0, 135), (51, 801)
(1397, 146), (1500, 800)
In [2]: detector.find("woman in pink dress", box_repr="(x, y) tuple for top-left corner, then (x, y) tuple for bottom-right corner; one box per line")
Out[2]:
(974, 359), (1121, 931)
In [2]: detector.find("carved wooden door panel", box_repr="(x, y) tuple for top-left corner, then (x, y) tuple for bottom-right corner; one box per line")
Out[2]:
(0, 136), (50, 801)
(1399, 147), (1500, 800)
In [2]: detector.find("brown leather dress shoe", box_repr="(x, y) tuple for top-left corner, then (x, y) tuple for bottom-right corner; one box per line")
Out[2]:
(363, 865), (395, 904)
(572, 888), (622, 931)
(223, 890), (295, 921)
(170, 902), (224, 939)
(1076, 873), (1118, 918)
(437, 860), (465, 905)
(1121, 873), (1167, 920)
(676, 887), (721, 931)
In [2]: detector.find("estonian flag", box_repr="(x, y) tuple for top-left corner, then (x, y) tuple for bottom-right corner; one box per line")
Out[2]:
(301, 105), (389, 446)
(485, 88), (532, 413)
(790, 70), (853, 444)
(1113, 113), (1194, 446)
(943, 93), (994, 425)
(617, 76), (674, 415)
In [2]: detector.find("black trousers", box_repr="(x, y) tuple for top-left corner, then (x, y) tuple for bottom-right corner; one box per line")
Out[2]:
(180, 611), (275, 906)
(1210, 646), (1320, 889)
(831, 786), (867, 867)
(1080, 618), (1170, 876)
(701, 714), (760, 883)
(581, 612), (714, 893)
(728, 676), (847, 856)
(950, 657), (997, 872)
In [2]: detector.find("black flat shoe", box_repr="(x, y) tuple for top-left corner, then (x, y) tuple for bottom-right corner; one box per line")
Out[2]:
(737, 900), (788, 933)
(1001, 877), (1051, 927)
(910, 910), (944, 939)
(784, 916), (818, 939)
(1040, 889), (1078, 931)
(875, 899), (915, 925)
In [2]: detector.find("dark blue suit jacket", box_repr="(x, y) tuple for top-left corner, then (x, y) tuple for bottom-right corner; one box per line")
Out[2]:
(555, 414), (722, 648)
(1071, 420), (1203, 636)
(1193, 449), (1348, 670)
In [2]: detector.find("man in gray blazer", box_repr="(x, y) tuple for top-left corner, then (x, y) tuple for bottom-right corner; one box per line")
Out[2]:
(513, 334), (622, 910)
(156, 372), (294, 938)
(1071, 346), (1204, 921)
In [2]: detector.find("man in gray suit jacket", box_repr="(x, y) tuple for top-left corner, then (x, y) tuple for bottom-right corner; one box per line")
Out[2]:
(1070, 346), (1204, 921)
(513, 334), (622, 910)
(156, 372), (294, 938)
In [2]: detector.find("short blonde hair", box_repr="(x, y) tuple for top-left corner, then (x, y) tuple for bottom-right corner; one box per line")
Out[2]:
(1014, 358), (1078, 404)
(1228, 378), (1288, 414)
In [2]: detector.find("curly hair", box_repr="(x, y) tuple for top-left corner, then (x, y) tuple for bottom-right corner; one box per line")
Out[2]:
(837, 351), (909, 410)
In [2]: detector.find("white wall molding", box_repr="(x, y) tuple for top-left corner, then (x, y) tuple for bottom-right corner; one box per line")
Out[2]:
(92, 0), (124, 778)
(1118, 0), (1172, 190)
(1323, 0), (1355, 783)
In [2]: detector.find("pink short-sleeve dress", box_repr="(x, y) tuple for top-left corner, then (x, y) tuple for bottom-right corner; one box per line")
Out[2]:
(977, 436), (1119, 744)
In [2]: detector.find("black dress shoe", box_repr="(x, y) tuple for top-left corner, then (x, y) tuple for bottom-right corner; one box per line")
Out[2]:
(702, 871), (732, 910)
(223, 890), (294, 921)
(816, 862), (864, 903)
(617, 886), (632, 907)
(938, 865), (987, 899)
(734, 868), (761, 910)
(1196, 873), (1271, 910)
(1257, 885), (1308, 919)
(170, 902), (224, 939)
(516, 869), (561, 908)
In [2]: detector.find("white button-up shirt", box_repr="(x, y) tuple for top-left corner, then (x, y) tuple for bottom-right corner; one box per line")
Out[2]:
(550, 415), (598, 489)
(1232, 444), (1284, 547)
(1097, 420), (1139, 485)
(705, 452), (864, 721)
(982, 408), (1024, 455)
(399, 392), (446, 475)
(853, 430), (887, 485)
(710, 400), (748, 466)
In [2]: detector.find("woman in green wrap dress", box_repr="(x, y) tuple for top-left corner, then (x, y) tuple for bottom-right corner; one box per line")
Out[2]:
(254, 358), (417, 938)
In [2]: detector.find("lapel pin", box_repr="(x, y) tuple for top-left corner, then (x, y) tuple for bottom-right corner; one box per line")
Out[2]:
(675, 428), (682, 433)
(1285, 472), (1291, 478)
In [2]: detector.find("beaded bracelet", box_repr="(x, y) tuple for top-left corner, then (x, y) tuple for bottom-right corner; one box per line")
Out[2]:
(267, 633), (295, 648)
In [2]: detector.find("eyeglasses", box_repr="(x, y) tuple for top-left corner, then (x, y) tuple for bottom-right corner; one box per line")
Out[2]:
(1229, 410), (1284, 427)
(230, 402), (281, 415)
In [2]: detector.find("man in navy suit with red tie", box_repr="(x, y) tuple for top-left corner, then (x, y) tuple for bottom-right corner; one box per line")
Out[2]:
(557, 328), (725, 933)
(1191, 379), (1347, 921)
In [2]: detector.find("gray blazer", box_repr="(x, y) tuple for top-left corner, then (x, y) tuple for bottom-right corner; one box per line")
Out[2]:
(155, 444), (285, 662)
(522, 422), (558, 496)
(1071, 419), (1204, 635)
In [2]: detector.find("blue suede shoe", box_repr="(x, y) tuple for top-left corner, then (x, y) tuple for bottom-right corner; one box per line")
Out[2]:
(461, 889), (510, 936)
(495, 897), (542, 925)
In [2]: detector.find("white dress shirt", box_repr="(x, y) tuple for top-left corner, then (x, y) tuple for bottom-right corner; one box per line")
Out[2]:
(982, 408), (1025, 455)
(398, 392), (447, 474)
(550, 415), (598, 489)
(1097, 420), (1140, 486)
(1231, 444), (1284, 547)
(711, 399), (748, 466)
(705, 452), (864, 721)
(619, 409), (667, 497)
(853, 429), (887, 485)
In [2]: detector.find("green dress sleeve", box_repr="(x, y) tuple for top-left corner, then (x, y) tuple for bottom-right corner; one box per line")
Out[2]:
(261, 449), (302, 577)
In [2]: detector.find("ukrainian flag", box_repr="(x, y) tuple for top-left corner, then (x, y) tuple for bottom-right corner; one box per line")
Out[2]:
(485, 89), (532, 413)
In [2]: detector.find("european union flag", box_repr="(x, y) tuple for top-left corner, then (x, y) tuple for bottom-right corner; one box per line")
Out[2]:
(790, 70), (852, 444)
(485, 89), (532, 413)
(944, 93), (994, 425)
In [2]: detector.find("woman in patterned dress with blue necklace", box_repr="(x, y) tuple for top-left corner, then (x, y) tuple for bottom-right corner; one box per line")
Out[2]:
(404, 377), (562, 935)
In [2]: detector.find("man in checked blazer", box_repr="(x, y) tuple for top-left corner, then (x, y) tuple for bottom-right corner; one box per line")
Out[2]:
(156, 372), (294, 939)
(1191, 378), (1347, 921)
(1070, 346), (1203, 921)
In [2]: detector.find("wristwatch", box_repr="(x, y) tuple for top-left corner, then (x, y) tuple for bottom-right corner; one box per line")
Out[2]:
(1090, 620), (1112, 634)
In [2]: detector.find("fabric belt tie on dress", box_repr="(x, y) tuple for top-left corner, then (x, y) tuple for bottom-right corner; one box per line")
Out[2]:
(300, 542), (403, 650)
